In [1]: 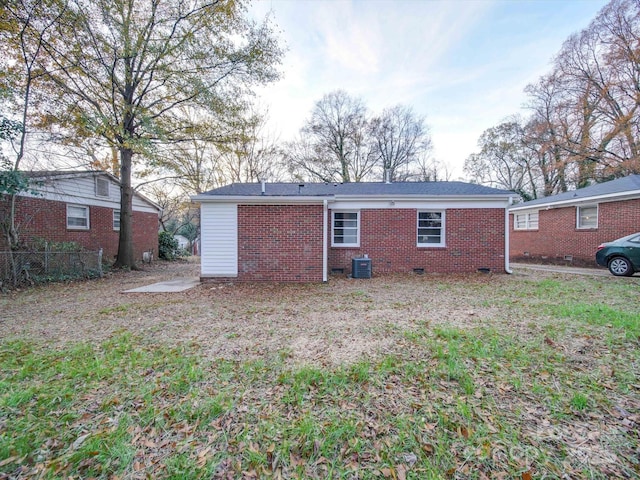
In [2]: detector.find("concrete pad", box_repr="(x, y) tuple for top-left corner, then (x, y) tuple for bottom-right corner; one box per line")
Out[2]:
(511, 263), (612, 277)
(123, 277), (200, 293)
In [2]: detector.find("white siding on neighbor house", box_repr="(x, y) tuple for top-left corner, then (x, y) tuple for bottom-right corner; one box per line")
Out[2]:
(19, 174), (159, 213)
(201, 203), (237, 277)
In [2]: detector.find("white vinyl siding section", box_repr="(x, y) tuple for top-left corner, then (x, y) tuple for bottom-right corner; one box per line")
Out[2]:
(514, 211), (539, 230)
(577, 205), (598, 229)
(18, 174), (159, 214)
(201, 203), (237, 276)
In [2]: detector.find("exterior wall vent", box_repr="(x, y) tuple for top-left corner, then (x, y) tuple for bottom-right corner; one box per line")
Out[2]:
(352, 257), (372, 279)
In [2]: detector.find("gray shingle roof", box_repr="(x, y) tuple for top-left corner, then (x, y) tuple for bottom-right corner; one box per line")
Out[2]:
(511, 174), (640, 210)
(200, 181), (514, 197)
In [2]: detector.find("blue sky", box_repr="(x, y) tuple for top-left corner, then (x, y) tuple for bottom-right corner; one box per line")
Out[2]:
(251, 0), (609, 178)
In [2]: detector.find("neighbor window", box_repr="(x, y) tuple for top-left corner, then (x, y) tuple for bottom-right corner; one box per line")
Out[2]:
(514, 211), (539, 230)
(577, 205), (598, 229)
(95, 177), (109, 197)
(332, 211), (359, 246)
(113, 209), (120, 230)
(67, 204), (89, 229)
(417, 211), (445, 246)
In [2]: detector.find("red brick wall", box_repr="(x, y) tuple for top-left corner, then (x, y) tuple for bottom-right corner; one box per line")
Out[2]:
(237, 204), (324, 282)
(329, 208), (507, 275)
(509, 198), (640, 265)
(0, 195), (158, 261)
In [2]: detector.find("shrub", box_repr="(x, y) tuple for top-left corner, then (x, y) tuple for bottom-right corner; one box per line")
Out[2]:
(158, 231), (181, 260)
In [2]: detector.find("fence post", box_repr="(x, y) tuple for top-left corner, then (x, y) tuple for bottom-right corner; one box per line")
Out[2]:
(45, 242), (49, 274)
(98, 248), (103, 277)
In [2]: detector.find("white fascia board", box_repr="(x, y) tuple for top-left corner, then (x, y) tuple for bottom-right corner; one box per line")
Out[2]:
(330, 197), (512, 210)
(332, 194), (513, 202)
(509, 190), (640, 211)
(191, 195), (331, 204)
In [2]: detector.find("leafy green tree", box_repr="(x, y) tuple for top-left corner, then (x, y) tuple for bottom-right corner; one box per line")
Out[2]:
(35, 0), (282, 268)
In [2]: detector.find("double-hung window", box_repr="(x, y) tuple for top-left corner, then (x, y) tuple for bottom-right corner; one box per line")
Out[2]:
(417, 211), (444, 246)
(514, 211), (539, 230)
(332, 211), (359, 247)
(67, 204), (90, 229)
(577, 205), (598, 229)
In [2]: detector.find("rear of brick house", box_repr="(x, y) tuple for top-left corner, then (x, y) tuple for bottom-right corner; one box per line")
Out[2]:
(509, 174), (640, 266)
(193, 181), (515, 282)
(0, 171), (161, 261)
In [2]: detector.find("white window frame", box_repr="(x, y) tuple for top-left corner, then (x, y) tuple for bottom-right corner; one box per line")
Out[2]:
(113, 209), (120, 231)
(332, 210), (360, 247)
(95, 177), (110, 197)
(67, 204), (90, 230)
(514, 211), (539, 230)
(417, 210), (445, 247)
(577, 205), (598, 229)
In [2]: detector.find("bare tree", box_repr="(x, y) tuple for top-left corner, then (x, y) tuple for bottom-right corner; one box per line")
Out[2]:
(216, 108), (286, 184)
(464, 118), (539, 200)
(369, 105), (433, 182)
(287, 90), (375, 183)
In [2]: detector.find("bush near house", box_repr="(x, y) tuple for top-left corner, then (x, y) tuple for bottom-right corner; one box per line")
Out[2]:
(158, 231), (181, 260)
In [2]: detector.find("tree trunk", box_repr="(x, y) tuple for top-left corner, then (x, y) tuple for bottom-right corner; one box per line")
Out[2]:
(114, 148), (138, 269)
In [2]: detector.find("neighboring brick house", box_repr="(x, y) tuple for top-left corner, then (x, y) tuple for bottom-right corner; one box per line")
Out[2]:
(509, 174), (640, 266)
(192, 181), (515, 282)
(0, 171), (161, 261)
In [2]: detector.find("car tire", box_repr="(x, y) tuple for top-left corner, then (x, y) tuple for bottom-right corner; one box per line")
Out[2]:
(608, 256), (634, 276)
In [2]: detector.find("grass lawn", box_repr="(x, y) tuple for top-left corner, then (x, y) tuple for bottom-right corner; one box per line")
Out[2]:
(1, 265), (639, 478)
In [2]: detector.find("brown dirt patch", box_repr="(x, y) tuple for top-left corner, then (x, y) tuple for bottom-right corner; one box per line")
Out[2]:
(0, 259), (599, 366)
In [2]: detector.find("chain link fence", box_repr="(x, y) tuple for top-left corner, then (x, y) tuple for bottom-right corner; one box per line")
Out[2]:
(0, 249), (103, 291)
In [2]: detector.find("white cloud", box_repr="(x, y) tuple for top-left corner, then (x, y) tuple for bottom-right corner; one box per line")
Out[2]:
(251, 0), (609, 177)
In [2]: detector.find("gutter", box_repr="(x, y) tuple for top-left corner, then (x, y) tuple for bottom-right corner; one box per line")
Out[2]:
(505, 196), (513, 274)
(190, 194), (330, 204)
(191, 193), (515, 204)
(323, 199), (328, 282)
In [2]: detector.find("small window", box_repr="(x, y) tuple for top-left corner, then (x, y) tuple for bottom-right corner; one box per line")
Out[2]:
(95, 177), (109, 197)
(332, 211), (359, 247)
(577, 205), (598, 229)
(67, 205), (89, 229)
(417, 211), (445, 246)
(514, 211), (539, 230)
(113, 210), (120, 230)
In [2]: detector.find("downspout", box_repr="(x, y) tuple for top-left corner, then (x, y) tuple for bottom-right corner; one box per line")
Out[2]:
(322, 199), (328, 282)
(505, 196), (514, 274)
